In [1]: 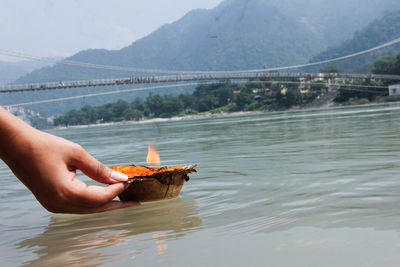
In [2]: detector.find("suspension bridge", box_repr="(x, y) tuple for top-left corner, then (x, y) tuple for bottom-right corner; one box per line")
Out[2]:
(1, 72), (400, 93)
(1, 36), (400, 107)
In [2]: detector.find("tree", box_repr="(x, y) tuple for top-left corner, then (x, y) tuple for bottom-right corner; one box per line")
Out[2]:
(179, 94), (196, 109)
(123, 107), (141, 121)
(215, 85), (235, 107)
(81, 105), (100, 123)
(113, 100), (129, 119)
(233, 88), (253, 110)
(100, 104), (115, 122)
(131, 97), (145, 112)
(159, 95), (183, 117)
(372, 55), (397, 74)
(146, 94), (164, 117)
(146, 94), (183, 117)
(285, 87), (302, 107)
(195, 95), (219, 112)
(372, 53), (400, 75)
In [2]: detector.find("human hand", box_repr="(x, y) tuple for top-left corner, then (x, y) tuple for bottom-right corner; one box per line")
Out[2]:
(0, 107), (139, 213)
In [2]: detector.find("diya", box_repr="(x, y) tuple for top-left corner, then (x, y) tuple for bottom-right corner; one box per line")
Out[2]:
(110, 145), (197, 202)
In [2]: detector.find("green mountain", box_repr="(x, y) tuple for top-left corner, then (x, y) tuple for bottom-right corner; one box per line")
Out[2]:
(3, 0), (400, 117)
(310, 10), (400, 73)
(17, 0), (400, 83)
(18, 0), (325, 83)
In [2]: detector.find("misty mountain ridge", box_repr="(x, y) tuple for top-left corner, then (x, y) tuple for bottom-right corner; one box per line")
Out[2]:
(310, 9), (400, 72)
(18, 0), (400, 83)
(0, 59), (60, 84)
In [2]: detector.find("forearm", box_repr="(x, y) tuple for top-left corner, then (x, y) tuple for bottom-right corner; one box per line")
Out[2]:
(0, 106), (37, 164)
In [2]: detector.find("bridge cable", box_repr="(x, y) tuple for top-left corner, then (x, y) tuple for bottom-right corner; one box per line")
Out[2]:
(4, 82), (211, 108)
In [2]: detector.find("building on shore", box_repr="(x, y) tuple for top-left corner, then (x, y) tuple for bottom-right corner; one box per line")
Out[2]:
(388, 84), (400, 101)
(389, 84), (400, 96)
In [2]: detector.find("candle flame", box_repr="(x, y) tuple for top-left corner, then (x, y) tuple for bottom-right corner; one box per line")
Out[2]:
(146, 144), (160, 166)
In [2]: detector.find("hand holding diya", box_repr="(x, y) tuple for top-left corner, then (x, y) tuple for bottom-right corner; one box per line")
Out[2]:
(110, 145), (197, 202)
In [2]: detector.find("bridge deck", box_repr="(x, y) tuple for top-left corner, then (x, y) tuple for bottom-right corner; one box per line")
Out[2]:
(1, 72), (400, 93)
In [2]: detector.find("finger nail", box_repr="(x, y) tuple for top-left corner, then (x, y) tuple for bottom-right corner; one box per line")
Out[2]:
(110, 170), (129, 182)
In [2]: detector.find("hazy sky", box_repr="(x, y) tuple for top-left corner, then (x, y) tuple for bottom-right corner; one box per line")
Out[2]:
(0, 0), (223, 61)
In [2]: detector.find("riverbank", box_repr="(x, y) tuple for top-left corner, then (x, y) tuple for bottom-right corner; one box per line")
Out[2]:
(53, 103), (345, 131)
(53, 110), (264, 130)
(53, 98), (400, 131)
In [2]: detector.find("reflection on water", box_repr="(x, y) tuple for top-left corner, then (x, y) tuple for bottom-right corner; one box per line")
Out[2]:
(17, 198), (202, 266)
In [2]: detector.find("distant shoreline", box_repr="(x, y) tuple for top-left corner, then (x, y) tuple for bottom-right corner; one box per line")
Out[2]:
(52, 99), (342, 130)
(51, 100), (400, 130)
(53, 110), (264, 130)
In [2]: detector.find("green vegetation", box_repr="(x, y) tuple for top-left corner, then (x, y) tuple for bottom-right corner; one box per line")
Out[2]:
(333, 79), (387, 104)
(332, 52), (400, 104)
(52, 53), (400, 126)
(372, 53), (400, 75)
(53, 78), (324, 126)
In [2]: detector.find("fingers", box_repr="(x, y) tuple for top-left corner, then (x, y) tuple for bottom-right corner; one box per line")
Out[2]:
(58, 182), (140, 214)
(78, 183), (140, 213)
(85, 182), (130, 203)
(70, 146), (128, 184)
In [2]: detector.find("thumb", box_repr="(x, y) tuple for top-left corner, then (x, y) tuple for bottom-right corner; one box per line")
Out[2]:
(71, 148), (128, 184)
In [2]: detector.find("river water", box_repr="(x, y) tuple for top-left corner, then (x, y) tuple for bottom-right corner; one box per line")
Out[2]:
(1, 103), (400, 266)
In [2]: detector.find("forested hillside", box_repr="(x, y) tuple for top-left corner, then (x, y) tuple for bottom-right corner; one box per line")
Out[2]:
(18, 0), (400, 83)
(310, 10), (400, 72)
